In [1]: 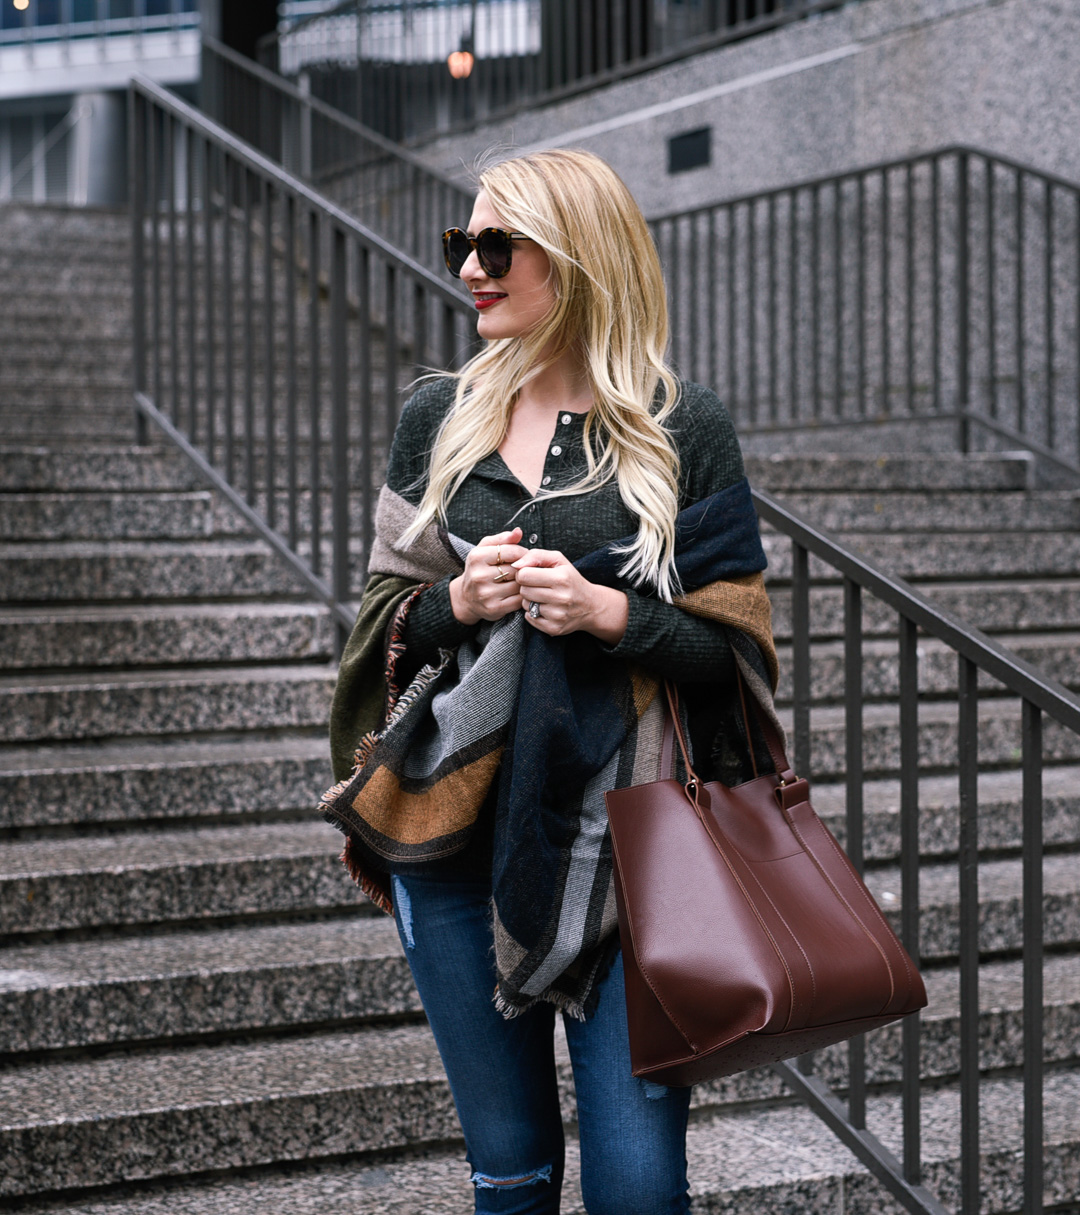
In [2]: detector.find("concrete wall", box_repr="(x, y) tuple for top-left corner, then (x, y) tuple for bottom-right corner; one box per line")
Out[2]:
(416, 0), (1080, 218)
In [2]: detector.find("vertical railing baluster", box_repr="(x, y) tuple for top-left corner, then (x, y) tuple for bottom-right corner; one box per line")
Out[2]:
(167, 114), (180, 424)
(832, 179), (842, 419)
(308, 209), (322, 579)
(899, 615), (922, 1184)
(1021, 698), (1044, 1215)
(385, 262), (399, 445)
(1044, 181), (1054, 451)
(242, 167), (255, 504)
(957, 653), (980, 1215)
(203, 140), (217, 467)
(708, 208), (719, 396)
(223, 155), (235, 484)
(767, 193), (777, 423)
(987, 159), (997, 421)
(330, 226), (350, 655)
(669, 216), (683, 374)
(905, 163), (914, 414)
(844, 577), (865, 1127)
(285, 194), (299, 550)
(727, 205), (737, 417)
(811, 184), (820, 417)
(857, 174), (865, 417)
(931, 156), (940, 416)
(263, 179), (277, 533)
(185, 125), (197, 440)
(792, 541), (811, 785)
(748, 203), (757, 422)
(131, 91), (148, 444)
(880, 167), (890, 417)
(956, 153), (970, 452)
(1016, 169), (1026, 439)
(788, 191), (798, 420)
(358, 246), (373, 569)
(689, 214), (701, 385)
(150, 104), (163, 415)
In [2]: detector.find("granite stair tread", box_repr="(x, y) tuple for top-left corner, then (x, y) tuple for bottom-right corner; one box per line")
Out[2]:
(5, 1068), (1080, 1210)
(0, 601), (334, 670)
(0, 734), (331, 829)
(762, 528), (1080, 581)
(0, 663), (336, 744)
(0, 820), (364, 934)
(0, 916), (415, 1053)
(770, 578), (1080, 639)
(746, 451), (1035, 491)
(0, 491), (220, 542)
(0, 447), (200, 491)
(772, 489), (1080, 532)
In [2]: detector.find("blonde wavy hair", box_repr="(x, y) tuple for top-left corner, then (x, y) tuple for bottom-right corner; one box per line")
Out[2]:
(402, 148), (683, 599)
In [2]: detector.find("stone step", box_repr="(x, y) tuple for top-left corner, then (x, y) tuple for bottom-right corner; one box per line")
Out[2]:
(775, 631), (1080, 701)
(746, 451), (1035, 492)
(0, 602), (334, 671)
(768, 578), (1080, 640)
(795, 697), (1080, 780)
(0, 915), (417, 1054)
(0, 447), (200, 492)
(0, 820), (364, 935)
(762, 528), (1080, 582)
(865, 852), (1080, 961)
(0, 735), (330, 830)
(774, 490), (1080, 533)
(812, 764), (1080, 861)
(0, 540), (312, 603)
(0, 663), (335, 744)
(0, 1022), (456, 1198)
(0, 491), (220, 542)
(3, 1042), (1078, 1209)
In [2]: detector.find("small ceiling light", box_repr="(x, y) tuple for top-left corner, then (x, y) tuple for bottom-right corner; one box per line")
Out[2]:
(447, 49), (474, 79)
(14, 0), (30, 11)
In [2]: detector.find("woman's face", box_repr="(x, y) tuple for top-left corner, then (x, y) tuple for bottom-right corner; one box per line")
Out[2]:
(460, 191), (556, 342)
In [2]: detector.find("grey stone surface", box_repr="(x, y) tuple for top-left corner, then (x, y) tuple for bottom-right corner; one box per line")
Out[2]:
(0, 602), (334, 671)
(0, 736), (332, 829)
(419, 0), (1080, 220)
(746, 452), (1035, 493)
(0, 917), (416, 1052)
(811, 765), (1080, 860)
(0, 1024), (459, 1196)
(0, 492), (217, 542)
(0, 447), (200, 492)
(0, 819), (366, 934)
(0, 663), (335, 744)
(0, 540), (313, 602)
(772, 490), (1080, 534)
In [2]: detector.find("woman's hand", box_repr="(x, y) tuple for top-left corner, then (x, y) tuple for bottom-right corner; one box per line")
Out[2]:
(513, 549), (629, 644)
(448, 528), (528, 625)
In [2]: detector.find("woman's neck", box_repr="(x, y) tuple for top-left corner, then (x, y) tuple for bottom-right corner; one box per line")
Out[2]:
(515, 346), (592, 416)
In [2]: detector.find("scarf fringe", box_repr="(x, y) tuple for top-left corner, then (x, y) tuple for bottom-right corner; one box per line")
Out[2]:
(494, 986), (588, 1023)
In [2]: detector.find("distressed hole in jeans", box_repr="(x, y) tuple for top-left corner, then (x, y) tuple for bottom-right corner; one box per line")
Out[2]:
(472, 1164), (553, 1190)
(391, 875), (415, 949)
(640, 1078), (670, 1100)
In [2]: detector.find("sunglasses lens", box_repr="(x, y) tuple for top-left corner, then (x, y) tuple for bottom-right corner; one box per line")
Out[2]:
(443, 229), (470, 277)
(477, 230), (512, 278)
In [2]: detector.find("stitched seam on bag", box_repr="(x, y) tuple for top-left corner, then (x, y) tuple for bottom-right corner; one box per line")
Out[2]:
(732, 860), (816, 1032)
(609, 834), (699, 1053)
(816, 823), (917, 1005)
(685, 797), (799, 1032)
(782, 810), (900, 1012)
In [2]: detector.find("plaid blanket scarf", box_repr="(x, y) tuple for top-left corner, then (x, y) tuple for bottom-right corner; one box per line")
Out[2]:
(322, 476), (780, 1019)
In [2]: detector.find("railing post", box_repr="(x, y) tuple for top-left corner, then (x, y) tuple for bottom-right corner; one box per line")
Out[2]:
(957, 654), (980, 1215)
(298, 71), (313, 180)
(843, 577), (865, 1127)
(956, 151), (971, 453)
(1021, 699), (1044, 1215)
(330, 225), (351, 658)
(129, 87), (148, 446)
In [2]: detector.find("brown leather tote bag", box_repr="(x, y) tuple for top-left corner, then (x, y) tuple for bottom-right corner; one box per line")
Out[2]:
(604, 679), (926, 1087)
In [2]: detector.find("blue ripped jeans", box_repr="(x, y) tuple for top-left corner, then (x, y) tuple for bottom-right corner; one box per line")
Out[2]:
(391, 871), (692, 1215)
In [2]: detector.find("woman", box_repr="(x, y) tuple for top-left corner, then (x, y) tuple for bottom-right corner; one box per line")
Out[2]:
(325, 149), (778, 1214)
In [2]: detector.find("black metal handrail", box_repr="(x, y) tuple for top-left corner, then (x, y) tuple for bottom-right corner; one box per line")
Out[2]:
(259, 0), (853, 145)
(130, 76), (1066, 1215)
(200, 35), (473, 276)
(129, 74), (476, 643)
(651, 144), (1080, 484)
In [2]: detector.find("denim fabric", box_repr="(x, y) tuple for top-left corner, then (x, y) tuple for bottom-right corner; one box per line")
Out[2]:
(391, 872), (692, 1215)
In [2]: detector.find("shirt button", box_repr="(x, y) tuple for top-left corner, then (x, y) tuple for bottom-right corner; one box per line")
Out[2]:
(528, 533), (539, 544)
(561, 413), (572, 424)
(551, 445), (562, 456)
(542, 475), (551, 486)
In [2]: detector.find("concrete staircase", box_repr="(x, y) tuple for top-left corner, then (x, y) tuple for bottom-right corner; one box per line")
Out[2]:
(2, 203), (1079, 1213)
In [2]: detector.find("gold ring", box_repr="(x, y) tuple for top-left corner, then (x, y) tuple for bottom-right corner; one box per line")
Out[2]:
(496, 547), (503, 566)
(494, 566), (510, 583)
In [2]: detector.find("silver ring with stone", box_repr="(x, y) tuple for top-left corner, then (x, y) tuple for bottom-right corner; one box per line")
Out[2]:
(528, 601), (541, 619)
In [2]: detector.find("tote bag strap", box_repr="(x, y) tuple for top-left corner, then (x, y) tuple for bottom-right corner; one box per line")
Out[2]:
(662, 672), (797, 788)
